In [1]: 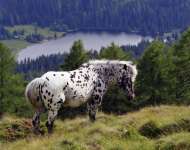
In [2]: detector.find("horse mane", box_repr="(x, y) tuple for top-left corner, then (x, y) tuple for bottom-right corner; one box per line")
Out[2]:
(83, 59), (138, 82)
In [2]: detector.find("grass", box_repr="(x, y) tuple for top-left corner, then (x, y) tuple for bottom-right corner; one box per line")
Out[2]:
(0, 25), (65, 54)
(0, 105), (190, 150)
(5, 25), (64, 38)
(0, 39), (30, 53)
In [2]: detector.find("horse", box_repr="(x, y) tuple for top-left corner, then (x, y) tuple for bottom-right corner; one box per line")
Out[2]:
(25, 60), (137, 134)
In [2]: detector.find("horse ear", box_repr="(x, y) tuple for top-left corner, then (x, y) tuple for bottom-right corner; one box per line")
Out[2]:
(123, 64), (127, 70)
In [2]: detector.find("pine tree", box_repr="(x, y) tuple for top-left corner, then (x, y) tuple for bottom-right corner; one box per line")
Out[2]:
(99, 43), (133, 113)
(61, 40), (88, 71)
(99, 42), (131, 60)
(173, 28), (190, 102)
(0, 43), (15, 114)
(0, 43), (29, 117)
(135, 41), (173, 105)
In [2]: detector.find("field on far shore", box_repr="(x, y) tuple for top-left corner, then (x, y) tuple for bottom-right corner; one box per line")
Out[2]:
(0, 25), (64, 54)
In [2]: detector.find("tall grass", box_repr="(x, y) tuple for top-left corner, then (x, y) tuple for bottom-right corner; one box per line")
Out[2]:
(1, 105), (190, 150)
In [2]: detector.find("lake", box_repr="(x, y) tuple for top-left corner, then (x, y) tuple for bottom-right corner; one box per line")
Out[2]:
(17, 32), (152, 61)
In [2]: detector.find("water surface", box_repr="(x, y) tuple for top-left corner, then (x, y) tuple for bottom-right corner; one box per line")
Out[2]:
(18, 32), (152, 61)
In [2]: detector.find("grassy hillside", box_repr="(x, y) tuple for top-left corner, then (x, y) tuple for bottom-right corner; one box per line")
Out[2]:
(0, 25), (64, 54)
(0, 105), (190, 150)
(0, 39), (30, 53)
(5, 25), (64, 39)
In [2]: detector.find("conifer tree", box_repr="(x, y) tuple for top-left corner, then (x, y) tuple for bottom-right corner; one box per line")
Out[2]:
(61, 40), (88, 70)
(135, 41), (173, 104)
(99, 42), (131, 60)
(173, 28), (190, 102)
(99, 43), (133, 113)
(0, 43), (15, 114)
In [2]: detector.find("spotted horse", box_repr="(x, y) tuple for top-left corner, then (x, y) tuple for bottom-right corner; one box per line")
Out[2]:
(25, 60), (137, 134)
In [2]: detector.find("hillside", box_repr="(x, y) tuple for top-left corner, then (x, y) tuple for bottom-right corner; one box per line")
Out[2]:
(0, 0), (190, 35)
(1, 105), (190, 150)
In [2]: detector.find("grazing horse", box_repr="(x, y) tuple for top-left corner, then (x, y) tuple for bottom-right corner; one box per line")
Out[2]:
(25, 60), (137, 134)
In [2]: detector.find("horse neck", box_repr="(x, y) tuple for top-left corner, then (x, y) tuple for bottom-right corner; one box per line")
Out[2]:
(94, 64), (120, 84)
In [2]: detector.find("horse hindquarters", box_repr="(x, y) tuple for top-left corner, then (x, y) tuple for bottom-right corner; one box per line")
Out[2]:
(25, 78), (47, 134)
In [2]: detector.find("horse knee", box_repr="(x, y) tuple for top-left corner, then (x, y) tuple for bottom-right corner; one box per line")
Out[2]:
(46, 121), (54, 134)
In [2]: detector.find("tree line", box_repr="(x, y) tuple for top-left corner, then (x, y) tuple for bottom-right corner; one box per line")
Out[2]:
(0, 0), (190, 35)
(1, 28), (190, 118)
(16, 40), (150, 81)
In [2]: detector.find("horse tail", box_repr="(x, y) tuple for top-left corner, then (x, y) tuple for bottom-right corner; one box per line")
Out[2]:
(25, 77), (46, 111)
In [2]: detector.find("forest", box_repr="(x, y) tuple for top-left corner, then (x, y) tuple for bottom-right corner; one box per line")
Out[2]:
(0, 0), (190, 35)
(0, 27), (190, 117)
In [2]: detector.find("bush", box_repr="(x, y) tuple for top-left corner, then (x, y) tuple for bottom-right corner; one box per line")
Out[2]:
(139, 121), (162, 139)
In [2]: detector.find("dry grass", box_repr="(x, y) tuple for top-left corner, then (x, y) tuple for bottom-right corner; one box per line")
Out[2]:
(0, 105), (190, 150)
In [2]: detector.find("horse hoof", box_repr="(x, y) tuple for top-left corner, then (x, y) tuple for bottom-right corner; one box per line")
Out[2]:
(89, 116), (96, 122)
(48, 130), (53, 134)
(33, 129), (44, 135)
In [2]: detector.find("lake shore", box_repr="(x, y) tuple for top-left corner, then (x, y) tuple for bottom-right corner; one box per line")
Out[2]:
(17, 31), (153, 62)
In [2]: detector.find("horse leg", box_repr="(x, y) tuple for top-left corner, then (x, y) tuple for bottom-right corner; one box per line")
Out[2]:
(46, 109), (59, 134)
(87, 102), (98, 122)
(32, 111), (43, 134)
(88, 80), (106, 122)
(45, 94), (64, 134)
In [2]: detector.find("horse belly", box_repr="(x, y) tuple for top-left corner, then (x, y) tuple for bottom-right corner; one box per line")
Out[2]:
(64, 96), (88, 107)
(64, 88), (92, 107)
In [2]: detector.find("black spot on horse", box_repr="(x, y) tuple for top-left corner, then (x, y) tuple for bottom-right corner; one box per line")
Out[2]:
(37, 96), (40, 101)
(53, 74), (56, 76)
(63, 85), (68, 90)
(98, 83), (101, 87)
(43, 95), (46, 99)
(84, 74), (90, 81)
(57, 100), (62, 104)
(74, 91), (77, 95)
(71, 79), (74, 83)
(46, 77), (49, 81)
(123, 64), (127, 70)
(49, 99), (52, 103)
(94, 95), (100, 100)
(98, 89), (102, 93)
(70, 74), (75, 78)
(77, 80), (81, 83)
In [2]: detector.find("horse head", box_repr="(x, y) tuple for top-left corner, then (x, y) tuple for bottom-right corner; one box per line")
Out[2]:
(118, 64), (137, 100)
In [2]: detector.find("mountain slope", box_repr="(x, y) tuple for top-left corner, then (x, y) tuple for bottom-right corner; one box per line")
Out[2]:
(1, 105), (190, 150)
(0, 0), (190, 35)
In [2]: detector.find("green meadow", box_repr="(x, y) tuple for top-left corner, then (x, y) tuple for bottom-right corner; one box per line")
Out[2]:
(1, 105), (190, 150)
